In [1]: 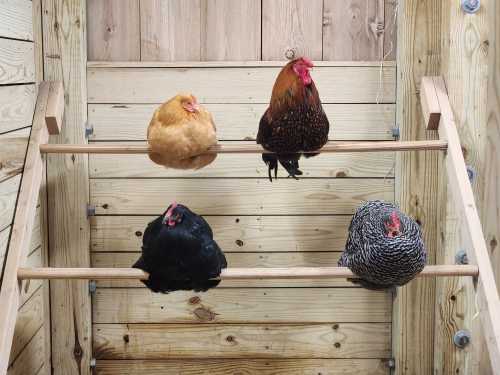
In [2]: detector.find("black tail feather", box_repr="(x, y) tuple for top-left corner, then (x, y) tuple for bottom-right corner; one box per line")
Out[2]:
(262, 153), (278, 182)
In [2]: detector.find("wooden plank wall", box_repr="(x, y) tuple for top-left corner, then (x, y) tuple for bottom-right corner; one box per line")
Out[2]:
(87, 0), (398, 61)
(0, 1), (51, 374)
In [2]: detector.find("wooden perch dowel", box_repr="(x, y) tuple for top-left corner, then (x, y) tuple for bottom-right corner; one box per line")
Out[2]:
(17, 265), (479, 280)
(39, 140), (448, 155)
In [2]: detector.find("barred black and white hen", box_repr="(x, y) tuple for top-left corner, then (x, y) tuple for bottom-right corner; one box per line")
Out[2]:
(338, 200), (426, 290)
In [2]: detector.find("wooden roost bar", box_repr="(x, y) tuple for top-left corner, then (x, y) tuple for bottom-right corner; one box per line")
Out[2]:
(0, 1), (499, 375)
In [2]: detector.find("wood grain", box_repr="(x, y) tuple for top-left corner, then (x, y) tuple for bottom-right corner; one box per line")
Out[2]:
(383, 0), (397, 60)
(0, 38), (34, 84)
(90, 178), (394, 215)
(140, 0), (201, 61)
(323, 0), (384, 61)
(89, 150), (395, 178)
(201, 0), (261, 61)
(87, 0), (140, 61)
(95, 359), (390, 375)
(88, 103), (396, 141)
(0, 226), (9, 280)
(92, 251), (353, 287)
(0, 0), (33, 41)
(6, 327), (44, 375)
(90, 215), (350, 253)
(0, 128), (29, 183)
(42, 1), (91, 374)
(93, 323), (391, 359)
(0, 175), (21, 232)
(93, 288), (391, 324)
(87, 66), (396, 104)
(262, 0), (322, 60)
(0, 85), (36, 134)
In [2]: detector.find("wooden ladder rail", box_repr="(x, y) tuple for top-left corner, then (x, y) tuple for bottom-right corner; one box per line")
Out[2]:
(421, 76), (500, 373)
(0, 81), (63, 375)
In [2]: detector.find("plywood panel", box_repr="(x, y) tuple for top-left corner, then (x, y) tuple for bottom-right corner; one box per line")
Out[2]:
(92, 252), (352, 287)
(0, 85), (36, 134)
(262, 0), (323, 60)
(93, 323), (391, 359)
(91, 215), (350, 253)
(90, 178), (394, 215)
(95, 359), (390, 375)
(88, 103), (396, 141)
(0, 175), (21, 232)
(87, 0), (140, 61)
(10, 288), (44, 364)
(7, 327), (44, 375)
(201, 0), (261, 61)
(0, 128), (29, 183)
(323, 0), (384, 61)
(89, 150), (395, 178)
(93, 288), (391, 324)
(0, 0), (33, 41)
(0, 39), (34, 84)
(141, 0), (201, 61)
(87, 66), (397, 104)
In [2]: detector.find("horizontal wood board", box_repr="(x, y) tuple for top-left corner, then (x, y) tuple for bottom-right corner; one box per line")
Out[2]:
(0, 38), (35, 84)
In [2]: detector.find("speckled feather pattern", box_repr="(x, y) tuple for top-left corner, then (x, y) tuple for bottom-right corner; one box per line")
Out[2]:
(338, 200), (427, 290)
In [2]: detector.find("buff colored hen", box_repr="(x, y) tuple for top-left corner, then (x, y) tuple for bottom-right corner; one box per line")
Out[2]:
(147, 94), (217, 170)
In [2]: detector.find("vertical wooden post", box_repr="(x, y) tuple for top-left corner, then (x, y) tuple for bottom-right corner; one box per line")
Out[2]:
(41, 1), (91, 374)
(434, 0), (492, 374)
(393, 1), (442, 373)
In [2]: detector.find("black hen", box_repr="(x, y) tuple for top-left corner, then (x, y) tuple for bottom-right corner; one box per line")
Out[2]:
(133, 203), (227, 293)
(257, 57), (329, 181)
(338, 200), (427, 290)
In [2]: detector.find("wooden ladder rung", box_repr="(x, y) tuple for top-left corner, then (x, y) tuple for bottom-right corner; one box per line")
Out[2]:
(39, 140), (448, 155)
(17, 265), (479, 280)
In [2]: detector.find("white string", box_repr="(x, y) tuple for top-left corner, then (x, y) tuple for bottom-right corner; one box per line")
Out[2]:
(376, 0), (399, 104)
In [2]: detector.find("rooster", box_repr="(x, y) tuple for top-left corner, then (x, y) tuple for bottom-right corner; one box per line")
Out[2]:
(257, 57), (329, 181)
(338, 200), (427, 290)
(147, 94), (217, 170)
(133, 202), (227, 293)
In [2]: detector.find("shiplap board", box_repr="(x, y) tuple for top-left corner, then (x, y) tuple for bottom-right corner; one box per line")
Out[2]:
(91, 215), (351, 253)
(201, 0), (261, 61)
(0, 84), (36, 134)
(0, 174), (21, 232)
(94, 323), (391, 359)
(140, 0), (201, 61)
(0, 38), (34, 84)
(90, 178), (394, 215)
(92, 252), (353, 288)
(7, 327), (44, 375)
(88, 103), (396, 141)
(0, 128), (29, 182)
(0, 0), (33, 41)
(10, 287), (44, 364)
(87, 0), (140, 61)
(323, 0), (384, 61)
(93, 288), (391, 324)
(87, 66), (396, 103)
(95, 359), (390, 375)
(262, 0), (323, 60)
(89, 150), (395, 178)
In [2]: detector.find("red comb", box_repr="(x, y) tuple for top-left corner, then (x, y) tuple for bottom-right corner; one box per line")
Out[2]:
(300, 57), (314, 67)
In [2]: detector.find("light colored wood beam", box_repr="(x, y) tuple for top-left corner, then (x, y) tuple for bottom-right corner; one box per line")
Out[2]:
(17, 265), (480, 280)
(44, 81), (64, 135)
(39, 140), (448, 155)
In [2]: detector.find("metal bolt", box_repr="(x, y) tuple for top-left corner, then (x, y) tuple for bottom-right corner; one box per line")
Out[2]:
(453, 330), (472, 348)
(85, 123), (94, 138)
(90, 358), (96, 369)
(392, 127), (400, 140)
(285, 48), (297, 60)
(466, 166), (476, 182)
(89, 280), (97, 294)
(86, 204), (96, 218)
(386, 358), (396, 369)
(461, 0), (480, 14)
(455, 249), (469, 265)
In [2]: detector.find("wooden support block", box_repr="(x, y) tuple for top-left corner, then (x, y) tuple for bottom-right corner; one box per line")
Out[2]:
(420, 76), (442, 130)
(44, 81), (64, 135)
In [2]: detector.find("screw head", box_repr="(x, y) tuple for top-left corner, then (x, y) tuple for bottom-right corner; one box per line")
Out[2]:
(461, 0), (480, 14)
(455, 250), (469, 265)
(454, 330), (472, 348)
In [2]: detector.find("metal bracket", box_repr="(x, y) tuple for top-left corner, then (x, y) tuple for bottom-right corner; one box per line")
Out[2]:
(455, 249), (469, 265)
(466, 166), (476, 183)
(392, 127), (400, 140)
(386, 358), (396, 369)
(85, 122), (94, 139)
(89, 281), (97, 294)
(461, 0), (480, 14)
(86, 204), (96, 218)
(454, 330), (472, 348)
(90, 358), (96, 370)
